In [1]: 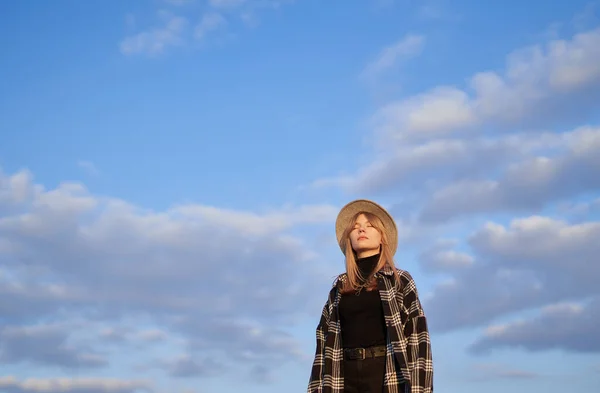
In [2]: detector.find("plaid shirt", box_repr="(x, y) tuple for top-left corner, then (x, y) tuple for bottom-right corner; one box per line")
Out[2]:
(307, 266), (434, 393)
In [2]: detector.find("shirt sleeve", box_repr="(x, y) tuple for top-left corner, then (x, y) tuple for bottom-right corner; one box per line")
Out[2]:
(307, 292), (333, 393)
(401, 271), (434, 393)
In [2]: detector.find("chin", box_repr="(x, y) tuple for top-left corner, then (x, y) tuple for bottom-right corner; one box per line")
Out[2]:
(355, 247), (379, 255)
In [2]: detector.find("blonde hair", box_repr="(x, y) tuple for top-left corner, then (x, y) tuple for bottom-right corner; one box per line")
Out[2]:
(339, 211), (401, 294)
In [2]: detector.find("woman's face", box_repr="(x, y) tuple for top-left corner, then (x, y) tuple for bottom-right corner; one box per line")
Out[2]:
(349, 213), (382, 257)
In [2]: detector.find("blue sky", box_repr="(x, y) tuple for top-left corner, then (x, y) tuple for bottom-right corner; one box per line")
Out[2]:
(1, 0), (600, 392)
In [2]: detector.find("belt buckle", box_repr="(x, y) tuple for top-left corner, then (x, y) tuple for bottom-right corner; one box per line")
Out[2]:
(349, 348), (365, 360)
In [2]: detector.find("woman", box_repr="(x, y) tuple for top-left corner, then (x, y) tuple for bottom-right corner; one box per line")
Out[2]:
(307, 199), (433, 393)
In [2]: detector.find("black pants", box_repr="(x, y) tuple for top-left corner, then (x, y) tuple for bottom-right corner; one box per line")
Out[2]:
(343, 356), (386, 393)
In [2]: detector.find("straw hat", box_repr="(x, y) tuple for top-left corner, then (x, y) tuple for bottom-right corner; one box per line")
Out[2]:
(335, 199), (398, 256)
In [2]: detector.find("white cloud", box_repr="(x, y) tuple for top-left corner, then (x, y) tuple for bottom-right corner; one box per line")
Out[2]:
(164, 0), (195, 5)
(120, 0), (296, 55)
(173, 203), (337, 236)
(556, 197), (600, 218)
(424, 214), (600, 345)
(194, 12), (227, 40)
(419, 239), (474, 272)
(0, 168), (36, 206)
(469, 215), (600, 284)
(418, 126), (600, 222)
(0, 168), (336, 380)
(307, 27), (600, 227)
(0, 376), (151, 393)
(209, 0), (247, 8)
(373, 87), (475, 138)
(469, 299), (600, 354)
(98, 326), (168, 344)
(371, 27), (600, 141)
(311, 120), (600, 224)
(161, 354), (225, 378)
(0, 323), (107, 369)
(310, 125), (564, 194)
(573, 2), (600, 31)
(362, 34), (425, 78)
(120, 13), (188, 56)
(138, 329), (168, 342)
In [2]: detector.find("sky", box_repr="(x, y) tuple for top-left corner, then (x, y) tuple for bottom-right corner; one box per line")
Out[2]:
(1, 0), (600, 392)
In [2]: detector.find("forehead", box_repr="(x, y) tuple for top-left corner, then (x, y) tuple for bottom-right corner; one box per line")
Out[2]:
(354, 213), (371, 223)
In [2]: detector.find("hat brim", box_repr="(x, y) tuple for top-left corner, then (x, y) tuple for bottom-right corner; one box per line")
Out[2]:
(335, 199), (398, 256)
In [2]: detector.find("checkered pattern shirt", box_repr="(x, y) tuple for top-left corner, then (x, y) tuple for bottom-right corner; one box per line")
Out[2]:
(307, 267), (434, 393)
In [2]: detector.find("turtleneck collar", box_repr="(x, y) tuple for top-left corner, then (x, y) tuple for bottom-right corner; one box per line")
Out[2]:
(357, 253), (380, 277)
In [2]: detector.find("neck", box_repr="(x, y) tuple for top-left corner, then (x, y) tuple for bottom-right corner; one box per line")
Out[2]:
(356, 249), (379, 259)
(355, 252), (381, 280)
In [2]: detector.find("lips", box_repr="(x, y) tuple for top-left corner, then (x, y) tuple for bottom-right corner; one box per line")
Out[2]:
(358, 236), (368, 240)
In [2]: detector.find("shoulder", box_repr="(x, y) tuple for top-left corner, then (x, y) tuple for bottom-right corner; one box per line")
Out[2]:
(332, 272), (348, 287)
(381, 266), (413, 280)
(387, 267), (418, 293)
(395, 269), (424, 307)
(395, 268), (415, 284)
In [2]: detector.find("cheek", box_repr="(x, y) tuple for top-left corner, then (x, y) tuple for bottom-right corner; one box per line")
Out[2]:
(372, 232), (382, 244)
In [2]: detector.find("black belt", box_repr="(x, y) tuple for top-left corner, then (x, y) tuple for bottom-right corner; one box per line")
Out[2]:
(343, 345), (386, 360)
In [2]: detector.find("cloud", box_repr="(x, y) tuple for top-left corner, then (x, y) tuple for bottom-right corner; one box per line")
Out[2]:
(194, 12), (227, 40)
(77, 161), (100, 177)
(174, 203), (337, 236)
(311, 130), (554, 194)
(424, 214), (600, 351)
(469, 300), (600, 354)
(0, 376), (151, 393)
(206, 0), (294, 26)
(573, 2), (600, 31)
(182, 317), (306, 362)
(555, 196), (600, 220)
(470, 215), (600, 285)
(308, 25), (600, 200)
(0, 167), (336, 380)
(371, 27), (600, 141)
(209, 0), (246, 8)
(119, 0), (295, 55)
(418, 238), (474, 272)
(120, 12), (188, 56)
(423, 263), (546, 333)
(470, 363), (540, 381)
(161, 355), (225, 378)
(248, 364), (276, 384)
(310, 121), (600, 226)
(98, 327), (168, 345)
(0, 323), (107, 369)
(164, 0), (195, 5)
(418, 126), (600, 222)
(362, 34), (425, 78)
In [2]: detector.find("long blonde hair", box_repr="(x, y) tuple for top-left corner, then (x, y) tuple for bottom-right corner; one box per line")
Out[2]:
(339, 211), (401, 294)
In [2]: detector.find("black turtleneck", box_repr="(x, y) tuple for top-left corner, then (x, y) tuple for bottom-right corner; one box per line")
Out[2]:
(338, 253), (387, 349)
